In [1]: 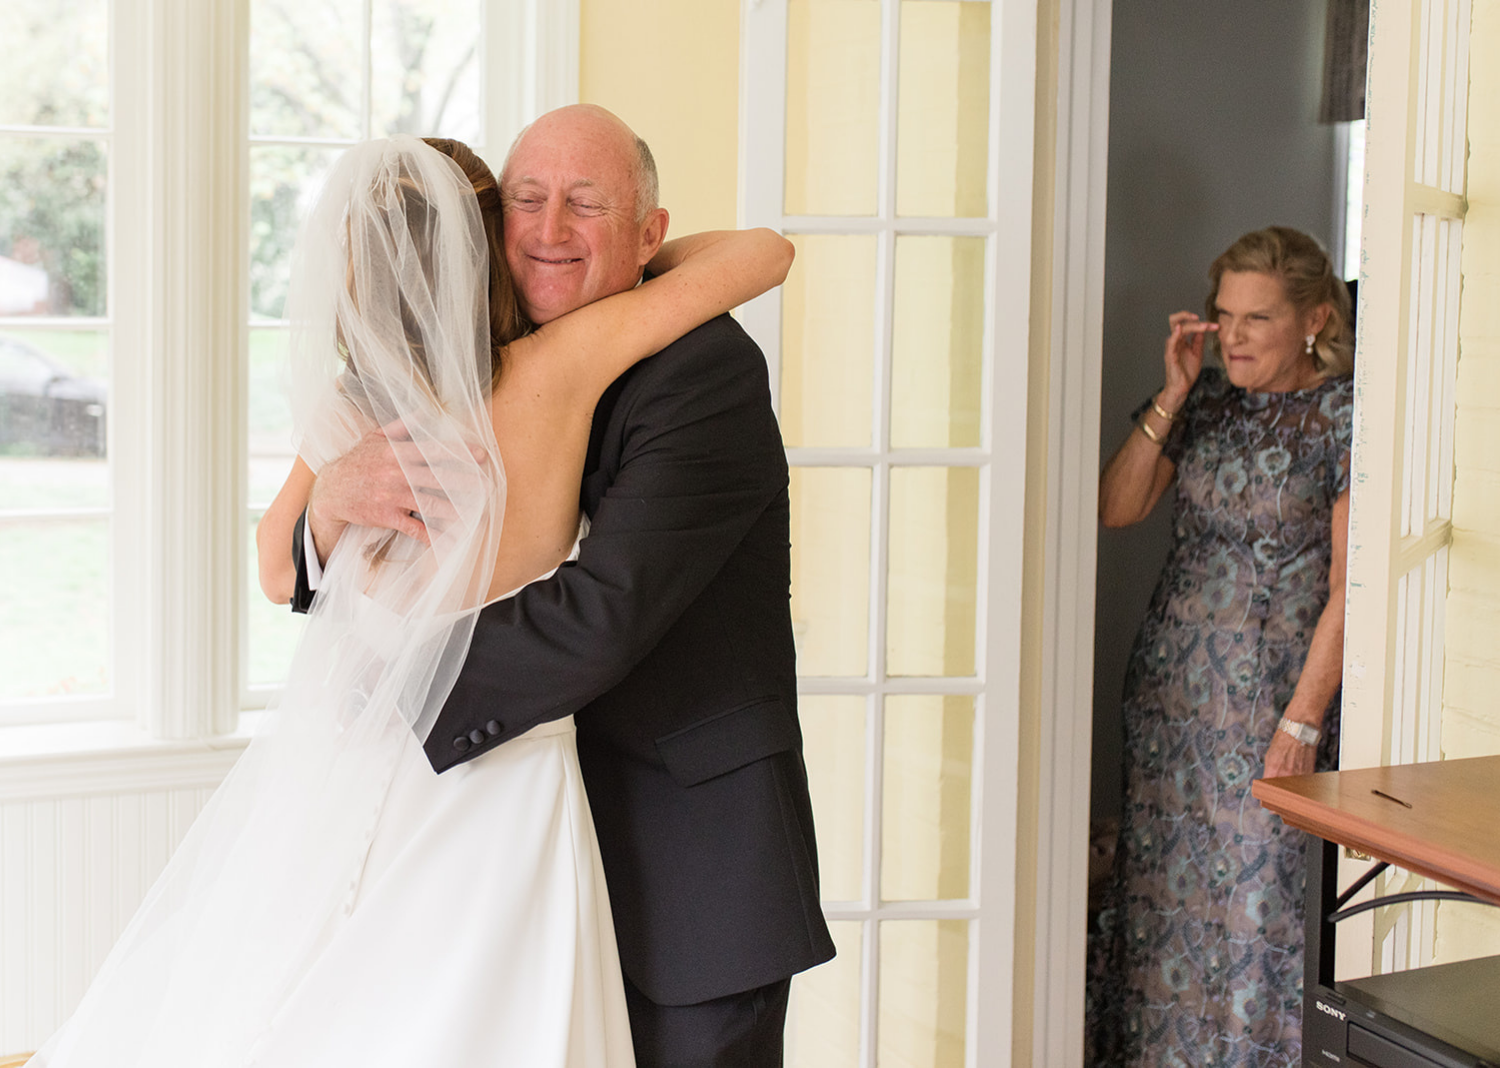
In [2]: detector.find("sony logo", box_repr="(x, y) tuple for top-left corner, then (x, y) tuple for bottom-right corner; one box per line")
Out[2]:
(1316, 1000), (1348, 1022)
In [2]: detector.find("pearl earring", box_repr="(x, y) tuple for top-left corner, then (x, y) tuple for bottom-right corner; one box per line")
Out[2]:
(1305, 334), (1315, 355)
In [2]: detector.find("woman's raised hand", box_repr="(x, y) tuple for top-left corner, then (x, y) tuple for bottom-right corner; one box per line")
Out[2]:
(1162, 311), (1217, 410)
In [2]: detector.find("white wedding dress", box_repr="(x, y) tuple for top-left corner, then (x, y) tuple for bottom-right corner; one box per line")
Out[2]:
(242, 542), (634, 1068)
(245, 719), (635, 1068)
(31, 138), (635, 1067)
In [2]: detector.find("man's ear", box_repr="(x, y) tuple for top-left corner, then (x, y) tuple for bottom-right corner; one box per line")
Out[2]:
(637, 207), (669, 265)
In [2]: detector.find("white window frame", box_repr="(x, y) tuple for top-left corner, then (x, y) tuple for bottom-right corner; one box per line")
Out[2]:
(0, 0), (578, 780)
(739, 2), (1037, 1064)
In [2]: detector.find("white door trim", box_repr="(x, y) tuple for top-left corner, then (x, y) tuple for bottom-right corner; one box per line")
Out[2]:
(1029, 0), (1111, 1063)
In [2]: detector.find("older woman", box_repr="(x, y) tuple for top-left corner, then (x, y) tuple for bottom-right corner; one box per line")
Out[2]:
(1087, 227), (1353, 1067)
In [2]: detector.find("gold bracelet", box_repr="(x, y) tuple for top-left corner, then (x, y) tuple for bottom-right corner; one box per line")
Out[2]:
(1137, 417), (1163, 445)
(1151, 398), (1179, 422)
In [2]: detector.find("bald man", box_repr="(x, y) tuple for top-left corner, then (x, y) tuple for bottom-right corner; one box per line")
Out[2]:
(292, 107), (833, 1066)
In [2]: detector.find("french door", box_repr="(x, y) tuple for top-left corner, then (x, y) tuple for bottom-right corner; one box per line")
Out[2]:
(738, 2), (1037, 1064)
(1341, 0), (1471, 977)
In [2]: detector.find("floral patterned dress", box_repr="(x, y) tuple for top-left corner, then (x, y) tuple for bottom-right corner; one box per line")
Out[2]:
(1087, 367), (1353, 1067)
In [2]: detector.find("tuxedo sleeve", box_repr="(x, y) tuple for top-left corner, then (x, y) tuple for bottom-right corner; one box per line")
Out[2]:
(423, 320), (787, 773)
(289, 511), (318, 614)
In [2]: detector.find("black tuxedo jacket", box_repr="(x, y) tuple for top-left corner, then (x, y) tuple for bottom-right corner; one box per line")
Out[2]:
(294, 314), (834, 1005)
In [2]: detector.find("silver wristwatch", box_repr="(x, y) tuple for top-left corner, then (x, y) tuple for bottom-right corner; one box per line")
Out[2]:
(1276, 718), (1321, 747)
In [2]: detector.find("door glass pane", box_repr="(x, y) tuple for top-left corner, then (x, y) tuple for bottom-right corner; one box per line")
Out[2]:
(785, 0), (881, 216)
(250, 0), (365, 140)
(250, 145), (343, 321)
(791, 467), (871, 676)
(886, 467), (978, 677)
(0, 0), (109, 128)
(0, 517), (109, 699)
(370, 0), (482, 141)
(801, 695), (866, 901)
(0, 138), (108, 318)
(877, 919), (968, 1067)
(891, 236), (985, 448)
(896, 0), (990, 218)
(0, 328), (108, 505)
(788, 920), (863, 1068)
(781, 235), (876, 447)
(881, 695), (972, 901)
(248, 514), (307, 686)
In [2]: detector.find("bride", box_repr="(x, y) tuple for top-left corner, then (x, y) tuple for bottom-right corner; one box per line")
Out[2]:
(30, 136), (791, 1067)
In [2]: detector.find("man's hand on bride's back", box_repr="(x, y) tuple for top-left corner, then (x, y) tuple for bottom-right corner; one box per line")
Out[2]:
(307, 421), (484, 566)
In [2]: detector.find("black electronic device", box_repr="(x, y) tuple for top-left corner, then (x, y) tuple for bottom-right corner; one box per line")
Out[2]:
(1303, 839), (1500, 1067)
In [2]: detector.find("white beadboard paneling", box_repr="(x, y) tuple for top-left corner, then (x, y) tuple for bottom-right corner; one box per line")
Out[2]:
(1, 804), (27, 1048)
(0, 785), (219, 1055)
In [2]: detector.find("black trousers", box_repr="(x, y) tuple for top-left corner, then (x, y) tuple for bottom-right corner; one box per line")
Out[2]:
(624, 974), (792, 1067)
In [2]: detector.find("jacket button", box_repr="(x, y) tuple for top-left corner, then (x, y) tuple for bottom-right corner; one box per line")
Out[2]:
(453, 736), (472, 752)
(468, 728), (486, 745)
(485, 720), (502, 736)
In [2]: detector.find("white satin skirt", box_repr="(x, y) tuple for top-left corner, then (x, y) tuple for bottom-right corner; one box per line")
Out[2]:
(32, 713), (635, 1068)
(243, 715), (636, 1067)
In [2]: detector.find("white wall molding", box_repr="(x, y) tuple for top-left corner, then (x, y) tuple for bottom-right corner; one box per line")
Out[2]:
(1030, 0), (1112, 1063)
(0, 741), (245, 805)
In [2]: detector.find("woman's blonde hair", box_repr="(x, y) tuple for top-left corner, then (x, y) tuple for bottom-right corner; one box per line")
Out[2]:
(1205, 226), (1354, 377)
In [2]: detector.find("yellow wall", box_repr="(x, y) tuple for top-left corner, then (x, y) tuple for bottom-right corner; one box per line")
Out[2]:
(578, 0), (741, 238)
(1437, 0), (1500, 962)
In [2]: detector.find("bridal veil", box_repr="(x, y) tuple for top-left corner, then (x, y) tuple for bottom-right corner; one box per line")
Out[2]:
(34, 136), (504, 1066)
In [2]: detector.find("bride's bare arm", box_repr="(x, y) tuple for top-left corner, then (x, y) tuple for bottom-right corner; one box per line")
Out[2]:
(259, 457), (315, 603)
(478, 230), (791, 600)
(506, 228), (793, 403)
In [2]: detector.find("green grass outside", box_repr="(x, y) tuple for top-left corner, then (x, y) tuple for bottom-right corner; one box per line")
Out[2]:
(0, 517), (109, 699)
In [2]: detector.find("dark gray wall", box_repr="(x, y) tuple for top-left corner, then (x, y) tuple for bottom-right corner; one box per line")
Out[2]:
(1092, 1), (1339, 822)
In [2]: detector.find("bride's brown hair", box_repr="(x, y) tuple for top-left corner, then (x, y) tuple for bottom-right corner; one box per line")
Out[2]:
(423, 137), (532, 386)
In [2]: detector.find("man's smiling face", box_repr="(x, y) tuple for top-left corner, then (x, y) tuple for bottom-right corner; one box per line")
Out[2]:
(499, 106), (666, 325)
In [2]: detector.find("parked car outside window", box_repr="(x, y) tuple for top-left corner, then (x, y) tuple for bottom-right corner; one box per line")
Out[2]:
(0, 334), (106, 457)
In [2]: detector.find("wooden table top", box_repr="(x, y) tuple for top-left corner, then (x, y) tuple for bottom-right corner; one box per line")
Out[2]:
(1251, 755), (1500, 907)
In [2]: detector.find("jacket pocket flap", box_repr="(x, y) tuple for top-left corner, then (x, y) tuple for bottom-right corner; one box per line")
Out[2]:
(655, 698), (797, 787)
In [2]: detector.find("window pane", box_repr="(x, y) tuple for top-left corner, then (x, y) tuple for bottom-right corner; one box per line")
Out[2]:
(891, 236), (984, 448)
(248, 515), (307, 687)
(881, 695), (972, 901)
(791, 467), (871, 677)
(886, 467), (978, 677)
(0, 517), (108, 700)
(250, 0), (365, 140)
(0, 0), (109, 128)
(801, 695), (866, 901)
(781, 235), (876, 448)
(787, 920), (863, 1068)
(785, 0), (881, 216)
(0, 328), (108, 504)
(0, 138), (108, 318)
(370, 0), (482, 142)
(896, 1), (990, 218)
(250, 145), (343, 320)
(877, 920), (968, 1068)
(249, 327), (295, 507)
